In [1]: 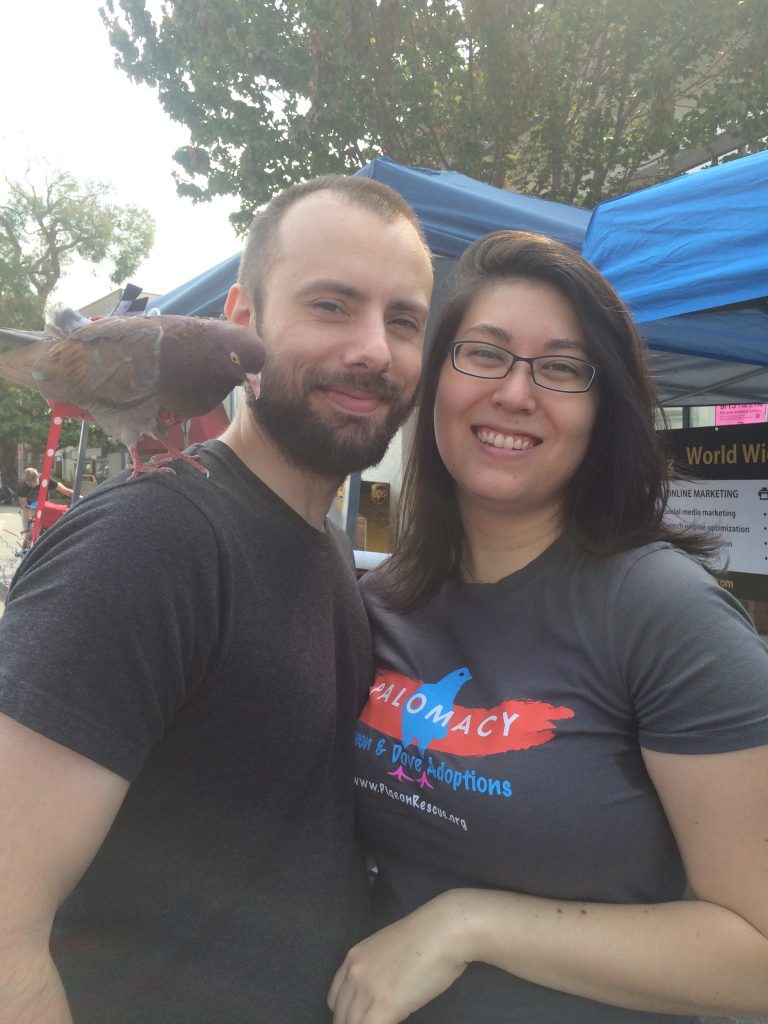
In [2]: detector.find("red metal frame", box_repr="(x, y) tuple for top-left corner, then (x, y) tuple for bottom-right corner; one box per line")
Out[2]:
(28, 402), (231, 545)
(29, 403), (85, 544)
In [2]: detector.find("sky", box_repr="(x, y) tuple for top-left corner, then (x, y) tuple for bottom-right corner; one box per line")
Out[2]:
(1, 0), (242, 310)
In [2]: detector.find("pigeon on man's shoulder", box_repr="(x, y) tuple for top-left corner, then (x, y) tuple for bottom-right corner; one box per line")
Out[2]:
(0, 308), (264, 477)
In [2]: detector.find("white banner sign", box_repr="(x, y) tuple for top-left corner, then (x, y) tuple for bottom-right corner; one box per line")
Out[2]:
(666, 480), (768, 575)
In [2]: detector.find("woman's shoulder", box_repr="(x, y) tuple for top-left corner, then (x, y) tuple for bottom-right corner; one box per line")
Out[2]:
(359, 561), (393, 603)
(585, 541), (762, 655)
(573, 539), (713, 589)
(557, 540), (743, 637)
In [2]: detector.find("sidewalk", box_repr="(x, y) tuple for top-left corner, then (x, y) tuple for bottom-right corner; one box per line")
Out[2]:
(0, 504), (23, 616)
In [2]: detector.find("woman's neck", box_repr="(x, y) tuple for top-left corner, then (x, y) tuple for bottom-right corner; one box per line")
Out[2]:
(458, 502), (563, 584)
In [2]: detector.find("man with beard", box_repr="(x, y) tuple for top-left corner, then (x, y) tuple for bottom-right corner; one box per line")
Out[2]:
(0, 176), (433, 1024)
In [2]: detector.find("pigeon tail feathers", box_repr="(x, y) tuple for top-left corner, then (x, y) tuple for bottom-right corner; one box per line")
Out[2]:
(0, 326), (48, 349)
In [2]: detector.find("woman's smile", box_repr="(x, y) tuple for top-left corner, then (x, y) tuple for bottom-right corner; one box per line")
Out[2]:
(473, 427), (541, 451)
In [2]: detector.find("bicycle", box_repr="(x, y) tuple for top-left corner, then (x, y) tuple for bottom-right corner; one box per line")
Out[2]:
(0, 529), (24, 592)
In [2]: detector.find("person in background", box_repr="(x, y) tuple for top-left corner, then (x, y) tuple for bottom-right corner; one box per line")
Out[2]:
(0, 175), (433, 1024)
(330, 230), (768, 1024)
(17, 466), (75, 548)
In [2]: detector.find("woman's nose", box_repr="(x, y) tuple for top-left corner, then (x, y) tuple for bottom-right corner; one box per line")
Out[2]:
(490, 360), (537, 409)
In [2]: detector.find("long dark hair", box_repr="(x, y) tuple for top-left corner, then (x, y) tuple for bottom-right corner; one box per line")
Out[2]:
(383, 230), (718, 611)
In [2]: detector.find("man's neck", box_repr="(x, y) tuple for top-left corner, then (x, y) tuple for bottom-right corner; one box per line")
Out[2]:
(218, 405), (339, 531)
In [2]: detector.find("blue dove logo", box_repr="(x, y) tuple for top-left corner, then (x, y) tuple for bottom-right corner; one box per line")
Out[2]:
(401, 667), (472, 755)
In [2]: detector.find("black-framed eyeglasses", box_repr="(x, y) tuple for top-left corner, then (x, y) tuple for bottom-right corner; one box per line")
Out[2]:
(450, 341), (599, 393)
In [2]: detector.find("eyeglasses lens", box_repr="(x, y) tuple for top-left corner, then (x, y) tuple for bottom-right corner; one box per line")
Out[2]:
(452, 342), (595, 393)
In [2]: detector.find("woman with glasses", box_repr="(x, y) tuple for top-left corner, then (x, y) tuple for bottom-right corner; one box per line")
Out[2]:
(330, 231), (768, 1024)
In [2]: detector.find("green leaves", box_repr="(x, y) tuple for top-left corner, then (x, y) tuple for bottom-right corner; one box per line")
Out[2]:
(0, 167), (152, 485)
(0, 380), (98, 492)
(0, 168), (155, 326)
(102, 0), (768, 221)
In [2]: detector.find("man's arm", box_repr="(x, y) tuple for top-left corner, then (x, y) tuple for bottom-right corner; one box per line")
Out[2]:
(0, 713), (129, 1024)
(50, 482), (74, 500)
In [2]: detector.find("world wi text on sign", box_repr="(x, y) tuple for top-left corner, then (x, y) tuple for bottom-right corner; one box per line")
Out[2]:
(661, 423), (768, 601)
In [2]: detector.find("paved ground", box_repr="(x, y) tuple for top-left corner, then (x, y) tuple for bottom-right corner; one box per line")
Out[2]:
(0, 504), (24, 615)
(0, 503), (22, 538)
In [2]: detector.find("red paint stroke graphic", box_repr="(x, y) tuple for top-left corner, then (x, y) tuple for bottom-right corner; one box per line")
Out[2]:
(359, 669), (574, 756)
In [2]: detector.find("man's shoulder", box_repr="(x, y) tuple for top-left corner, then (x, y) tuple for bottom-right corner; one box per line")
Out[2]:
(25, 460), (229, 576)
(325, 517), (355, 555)
(81, 443), (234, 514)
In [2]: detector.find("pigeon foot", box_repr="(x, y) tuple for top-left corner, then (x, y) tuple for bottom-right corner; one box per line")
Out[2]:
(127, 452), (177, 479)
(129, 463), (177, 478)
(150, 450), (210, 477)
(126, 442), (210, 479)
(127, 444), (209, 479)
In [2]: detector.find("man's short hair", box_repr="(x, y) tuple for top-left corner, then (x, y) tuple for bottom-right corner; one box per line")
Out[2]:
(22, 468), (39, 485)
(238, 175), (429, 319)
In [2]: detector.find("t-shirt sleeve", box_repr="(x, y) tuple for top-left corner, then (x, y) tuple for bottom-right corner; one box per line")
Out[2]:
(0, 476), (223, 779)
(613, 546), (768, 754)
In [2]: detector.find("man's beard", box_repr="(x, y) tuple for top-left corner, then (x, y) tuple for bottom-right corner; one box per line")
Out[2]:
(245, 360), (417, 479)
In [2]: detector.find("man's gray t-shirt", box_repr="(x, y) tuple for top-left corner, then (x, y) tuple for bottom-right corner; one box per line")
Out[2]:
(353, 539), (768, 1023)
(0, 441), (372, 1023)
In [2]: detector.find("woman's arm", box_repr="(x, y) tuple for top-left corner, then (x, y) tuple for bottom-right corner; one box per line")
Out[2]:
(329, 744), (768, 1024)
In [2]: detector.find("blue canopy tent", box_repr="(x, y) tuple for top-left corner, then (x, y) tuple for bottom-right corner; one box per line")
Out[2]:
(149, 154), (768, 404)
(356, 155), (591, 252)
(148, 252), (242, 319)
(581, 149), (768, 405)
(147, 156), (590, 313)
(582, 149), (768, 324)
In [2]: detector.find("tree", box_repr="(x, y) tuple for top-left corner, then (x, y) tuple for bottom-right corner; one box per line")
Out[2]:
(0, 168), (152, 487)
(0, 378), (120, 494)
(0, 383), (90, 495)
(102, 0), (768, 229)
(0, 168), (155, 329)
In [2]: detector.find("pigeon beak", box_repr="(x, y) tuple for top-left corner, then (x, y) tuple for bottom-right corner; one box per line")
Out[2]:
(245, 372), (261, 400)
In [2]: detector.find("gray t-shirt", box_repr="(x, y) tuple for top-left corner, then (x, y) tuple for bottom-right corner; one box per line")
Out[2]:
(354, 538), (768, 1023)
(0, 441), (372, 1024)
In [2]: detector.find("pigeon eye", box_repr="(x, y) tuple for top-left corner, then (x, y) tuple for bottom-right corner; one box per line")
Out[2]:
(229, 352), (241, 365)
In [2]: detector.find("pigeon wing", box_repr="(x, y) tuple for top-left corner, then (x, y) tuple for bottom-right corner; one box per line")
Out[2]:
(33, 318), (164, 409)
(0, 340), (52, 389)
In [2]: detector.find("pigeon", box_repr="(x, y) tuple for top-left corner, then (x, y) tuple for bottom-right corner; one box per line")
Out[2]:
(401, 667), (472, 755)
(0, 308), (265, 477)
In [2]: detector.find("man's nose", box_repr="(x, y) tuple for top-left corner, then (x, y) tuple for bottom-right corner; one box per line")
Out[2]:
(341, 318), (392, 374)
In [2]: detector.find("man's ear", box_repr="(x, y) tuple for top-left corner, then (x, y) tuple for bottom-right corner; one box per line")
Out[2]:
(224, 283), (255, 327)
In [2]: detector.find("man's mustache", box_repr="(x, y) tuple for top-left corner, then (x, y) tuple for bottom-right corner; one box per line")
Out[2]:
(301, 369), (404, 402)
